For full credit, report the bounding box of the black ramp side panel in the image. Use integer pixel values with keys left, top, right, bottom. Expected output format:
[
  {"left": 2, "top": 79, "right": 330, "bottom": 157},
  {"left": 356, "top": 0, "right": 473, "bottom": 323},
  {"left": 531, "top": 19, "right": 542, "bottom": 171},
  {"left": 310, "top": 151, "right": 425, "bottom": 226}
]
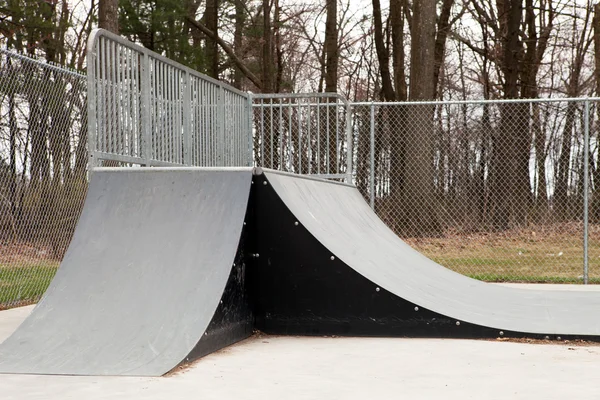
[
  {"left": 258, "top": 170, "right": 600, "bottom": 337},
  {"left": 183, "top": 205, "right": 254, "bottom": 364},
  {"left": 0, "top": 168, "right": 253, "bottom": 376}
]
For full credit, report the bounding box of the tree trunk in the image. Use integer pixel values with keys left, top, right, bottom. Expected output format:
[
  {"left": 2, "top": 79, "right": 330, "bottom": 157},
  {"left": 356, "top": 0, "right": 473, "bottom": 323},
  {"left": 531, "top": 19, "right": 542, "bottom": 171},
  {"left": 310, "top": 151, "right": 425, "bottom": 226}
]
[
  {"left": 595, "top": 3, "right": 600, "bottom": 97},
  {"left": 433, "top": 0, "right": 454, "bottom": 98},
  {"left": 262, "top": 0, "right": 273, "bottom": 93},
  {"left": 372, "top": 0, "right": 395, "bottom": 101},
  {"left": 233, "top": 0, "right": 246, "bottom": 89},
  {"left": 99, "top": 0, "right": 119, "bottom": 33},
  {"left": 203, "top": 0, "right": 219, "bottom": 78},
  {"left": 402, "top": 0, "right": 440, "bottom": 236},
  {"left": 390, "top": 0, "right": 407, "bottom": 101},
  {"left": 324, "top": 0, "right": 338, "bottom": 173},
  {"left": 489, "top": 0, "right": 528, "bottom": 230}
]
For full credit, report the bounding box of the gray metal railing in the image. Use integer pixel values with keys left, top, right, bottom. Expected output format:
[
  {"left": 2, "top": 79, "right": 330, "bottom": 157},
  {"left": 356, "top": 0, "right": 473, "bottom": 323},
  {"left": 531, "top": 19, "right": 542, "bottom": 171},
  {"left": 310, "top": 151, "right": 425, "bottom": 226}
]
[
  {"left": 251, "top": 93, "right": 353, "bottom": 182},
  {"left": 87, "top": 29, "right": 252, "bottom": 168}
]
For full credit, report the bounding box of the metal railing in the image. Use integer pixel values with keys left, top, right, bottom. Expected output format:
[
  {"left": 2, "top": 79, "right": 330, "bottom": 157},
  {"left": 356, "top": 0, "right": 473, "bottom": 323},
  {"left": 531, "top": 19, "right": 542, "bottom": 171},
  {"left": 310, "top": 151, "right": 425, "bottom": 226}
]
[
  {"left": 251, "top": 93, "right": 353, "bottom": 182},
  {"left": 87, "top": 29, "right": 252, "bottom": 168}
]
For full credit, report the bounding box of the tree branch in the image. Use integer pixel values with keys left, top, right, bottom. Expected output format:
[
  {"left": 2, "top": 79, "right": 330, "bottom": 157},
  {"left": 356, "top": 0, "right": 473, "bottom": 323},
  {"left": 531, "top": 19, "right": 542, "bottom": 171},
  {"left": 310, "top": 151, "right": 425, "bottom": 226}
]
[{"left": 186, "top": 16, "right": 262, "bottom": 90}]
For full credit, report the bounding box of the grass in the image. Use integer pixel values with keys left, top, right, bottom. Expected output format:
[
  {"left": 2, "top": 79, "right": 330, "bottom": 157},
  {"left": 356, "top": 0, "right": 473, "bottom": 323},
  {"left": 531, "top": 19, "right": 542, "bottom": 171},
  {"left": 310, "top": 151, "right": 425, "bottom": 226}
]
[
  {"left": 467, "top": 274, "right": 600, "bottom": 284},
  {"left": 0, "top": 223, "right": 598, "bottom": 310},
  {"left": 0, "top": 262, "right": 58, "bottom": 309},
  {"left": 405, "top": 223, "right": 600, "bottom": 283}
]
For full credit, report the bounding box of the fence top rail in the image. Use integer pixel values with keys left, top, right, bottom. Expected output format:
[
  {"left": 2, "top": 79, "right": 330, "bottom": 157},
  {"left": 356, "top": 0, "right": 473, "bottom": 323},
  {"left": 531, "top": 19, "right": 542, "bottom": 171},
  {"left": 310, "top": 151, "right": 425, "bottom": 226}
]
[
  {"left": 0, "top": 48, "right": 86, "bottom": 79},
  {"left": 252, "top": 102, "right": 347, "bottom": 108},
  {"left": 352, "top": 97, "right": 600, "bottom": 107},
  {"left": 87, "top": 28, "right": 249, "bottom": 99},
  {"left": 251, "top": 92, "right": 350, "bottom": 105}
]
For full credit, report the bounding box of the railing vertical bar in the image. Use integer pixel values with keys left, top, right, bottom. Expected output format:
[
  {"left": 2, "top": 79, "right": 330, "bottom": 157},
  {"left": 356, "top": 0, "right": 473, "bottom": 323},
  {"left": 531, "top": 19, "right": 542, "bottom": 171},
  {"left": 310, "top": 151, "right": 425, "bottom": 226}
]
[
  {"left": 288, "top": 98, "right": 292, "bottom": 171},
  {"left": 298, "top": 100, "right": 302, "bottom": 173},
  {"left": 326, "top": 101, "right": 330, "bottom": 174},
  {"left": 345, "top": 102, "right": 353, "bottom": 182},
  {"left": 270, "top": 98, "right": 274, "bottom": 169},
  {"left": 100, "top": 38, "right": 108, "bottom": 156},
  {"left": 141, "top": 54, "right": 150, "bottom": 164},
  {"left": 87, "top": 36, "right": 98, "bottom": 169},
  {"left": 110, "top": 40, "right": 117, "bottom": 155},
  {"left": 308, "top": 102, "right": 312, "bottom": 174},
  {"left": 124, "top": 47, "right": 130, "bottom": 157},
  {"left": 279, "top": 99, "right": 284, "bottom": 170},
  {"left": 370, "top": 103, "right": 375, "bottom": 209},
  {"left": 317, "top": 98, "right": 321, "bottom": 174},
  {"left": 247, "top": 94, "right": 254, "bottom": 167},
  {"left": 336, "top": 101, "right": 340, "bottom": 174},
  {"left": 183, "top": 71, "right": 191, "bottom": 165},
  {"left": 260, "top": 98, "right": 265, "bottom": 167}
]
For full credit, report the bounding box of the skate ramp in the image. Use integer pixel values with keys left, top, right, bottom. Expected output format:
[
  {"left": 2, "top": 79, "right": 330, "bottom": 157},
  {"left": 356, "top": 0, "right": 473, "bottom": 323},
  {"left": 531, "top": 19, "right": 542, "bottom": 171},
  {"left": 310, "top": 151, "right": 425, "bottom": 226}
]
[
  {"left": 253, "top": 169, "right": 600, "bottom": 337},
  {"left": 0, "top": 168, "right": 253, "bottom": 376}
]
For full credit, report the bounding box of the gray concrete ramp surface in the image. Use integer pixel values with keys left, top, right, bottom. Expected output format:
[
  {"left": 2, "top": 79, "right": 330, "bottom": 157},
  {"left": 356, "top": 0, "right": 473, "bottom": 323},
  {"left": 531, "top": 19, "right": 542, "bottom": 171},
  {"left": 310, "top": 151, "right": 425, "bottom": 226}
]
[
  {"left": 0, "top": 168, "right": 253, "bottom": 376},
  {"left": 262, "top": 170, "right": 600, "bottom": 336}
]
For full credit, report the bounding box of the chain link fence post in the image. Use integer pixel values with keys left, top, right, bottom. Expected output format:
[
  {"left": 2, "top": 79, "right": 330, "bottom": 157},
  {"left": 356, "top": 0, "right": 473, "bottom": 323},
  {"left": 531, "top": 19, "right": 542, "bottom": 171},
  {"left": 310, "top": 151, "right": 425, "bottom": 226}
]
[
  {"left": 370, "top": 103, "right": 375, "bottom": 210},
  {"left": 584, "top": 98, "right": 590, "bottom": 284}
]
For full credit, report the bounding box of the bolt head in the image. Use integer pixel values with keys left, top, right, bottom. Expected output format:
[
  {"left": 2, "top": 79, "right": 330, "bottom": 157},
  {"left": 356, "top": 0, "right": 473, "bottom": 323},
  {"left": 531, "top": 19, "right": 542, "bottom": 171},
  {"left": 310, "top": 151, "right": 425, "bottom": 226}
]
[
  {"left": 456, "top": 321, "right": 461, "bottom": 326},
  {"left": 414, "top": 306, "right": 419, "bottom": 311},
  {"left": 499, "top": 331, "right": 504, "bottom": 336},
  {"left": 330, "top": 256, "right": 335, "bottom": 261},
  {"left": 375, "top": 287, "right": 380, "bottom": 292},
  {"left": 294, "top": 221, "right": 299, "bottom": 226},
  {"left": 263, "top": 181, "right": 268, "bottom": 185}
]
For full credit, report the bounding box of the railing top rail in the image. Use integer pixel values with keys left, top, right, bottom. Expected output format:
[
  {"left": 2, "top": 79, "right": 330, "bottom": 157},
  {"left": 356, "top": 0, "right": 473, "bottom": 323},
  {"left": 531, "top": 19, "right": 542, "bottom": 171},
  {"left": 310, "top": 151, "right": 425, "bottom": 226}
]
[
  {"left": 251, "top": 92, "right": 350, "bottom": 105},
  {"left": 352, "top": 97, "right": 600, "bottom": 107},
  {"left": 87, "top": 28, "right": 249, "bottom": 99}
]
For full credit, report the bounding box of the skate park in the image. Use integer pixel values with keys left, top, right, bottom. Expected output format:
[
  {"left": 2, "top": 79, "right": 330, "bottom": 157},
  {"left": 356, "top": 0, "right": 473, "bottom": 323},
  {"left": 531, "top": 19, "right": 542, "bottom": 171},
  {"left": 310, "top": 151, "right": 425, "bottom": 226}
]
[{"left": 1, "top": 29, "right": 600, "bottom": 398}]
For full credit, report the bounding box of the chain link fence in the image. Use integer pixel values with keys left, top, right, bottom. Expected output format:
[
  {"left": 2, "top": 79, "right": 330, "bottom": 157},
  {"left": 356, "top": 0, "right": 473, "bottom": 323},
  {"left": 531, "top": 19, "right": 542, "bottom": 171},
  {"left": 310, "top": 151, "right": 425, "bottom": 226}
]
[
  {"left": 357, "top": 99, "right": 598, "bottom": 283},
  {"left": 2, "top": 44, "right": 599, "bottom": 309},
  {"left": 0, "top": 48, "right": 88, "bottom": 308}
]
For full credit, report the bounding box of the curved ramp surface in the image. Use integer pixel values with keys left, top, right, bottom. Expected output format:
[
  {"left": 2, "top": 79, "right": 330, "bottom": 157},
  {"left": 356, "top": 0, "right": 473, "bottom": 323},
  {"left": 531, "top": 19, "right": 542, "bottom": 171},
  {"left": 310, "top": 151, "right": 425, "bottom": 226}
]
[
  {"left": 0, "top": 168, "right": 253, "bottom": 376},
  {"left": 256, "top": 170, "right": 600, "bottom": 337}
]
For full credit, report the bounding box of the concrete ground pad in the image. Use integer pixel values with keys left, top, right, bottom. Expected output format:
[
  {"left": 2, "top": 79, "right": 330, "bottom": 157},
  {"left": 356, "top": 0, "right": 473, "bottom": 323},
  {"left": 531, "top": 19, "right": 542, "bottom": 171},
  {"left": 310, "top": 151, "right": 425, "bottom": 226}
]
[{"left": 0, "top": 305, "right": 599, "bottom": 400}]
